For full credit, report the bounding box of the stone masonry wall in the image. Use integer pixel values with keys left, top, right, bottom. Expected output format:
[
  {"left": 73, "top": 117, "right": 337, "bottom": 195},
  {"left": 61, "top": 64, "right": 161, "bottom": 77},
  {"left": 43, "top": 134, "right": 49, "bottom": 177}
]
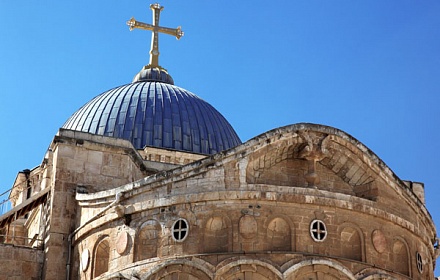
[
  {"left": 70, "top": 125, "right": 437, "bottom": 280},
  {"left": 42, "top": 131, "right": 150, "bottom": 280},
  {"left": 0, "top": 244, "right": 44, "bottom": 280}
]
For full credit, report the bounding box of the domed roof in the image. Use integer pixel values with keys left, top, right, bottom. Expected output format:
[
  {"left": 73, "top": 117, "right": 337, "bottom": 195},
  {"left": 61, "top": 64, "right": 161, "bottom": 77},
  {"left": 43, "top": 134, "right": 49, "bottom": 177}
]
[
  {"left": 62, "top": 77, "right": 242, "bottom": 155},
  {"left": 63, "top": 4, "right": 241, "bottom": 155}
]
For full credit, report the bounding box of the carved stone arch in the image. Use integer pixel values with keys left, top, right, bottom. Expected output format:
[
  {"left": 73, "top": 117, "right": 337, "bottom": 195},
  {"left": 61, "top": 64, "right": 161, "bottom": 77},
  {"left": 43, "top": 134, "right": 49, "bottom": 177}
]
[
  {"left": 245, "top": 127, "right": 380, "bottom": 199},
  {"left": 283, "top": 258, "right": 356, "bottom": 280},
  {"left": 264, "top": 214, "right": 295, "bottom": 252},
  {"left": 337, "top": 222, "right": 365, "bottom": 261},
  {"left": 357, "top": 273, "right": 397, "bottom": 280},
  {"left": 391, "top": 237, "right": 411, "bottom": 277},
  {"left": 355, "top": 266, "right": 399, "bottom": 279},
  {"left": 92, "top": 235, "right": 110, "bottom": 279},
  {"left": 204, "top": 214, "right": 232, "bottom": 253},
  {"left": 246, "top": 133, "right": 307, "bottom": 186},
  {"left": 215, "top": 258, "right": 283, "bottom": 280},
  {"left": 144, "top": 258, "right": 214, "bottom": 280},
  {"left": 319, "top": 139, "right": 378, "bottom": 199},
  {"left": 134, "top": 219, "right": 162, "bottom": 261}
]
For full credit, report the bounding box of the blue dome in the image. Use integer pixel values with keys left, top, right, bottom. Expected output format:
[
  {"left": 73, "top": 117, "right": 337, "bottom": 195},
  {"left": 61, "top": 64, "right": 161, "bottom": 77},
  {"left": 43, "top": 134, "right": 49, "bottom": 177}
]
[{"left": 62, "top": 81, "right": 242, "bottom": 155}]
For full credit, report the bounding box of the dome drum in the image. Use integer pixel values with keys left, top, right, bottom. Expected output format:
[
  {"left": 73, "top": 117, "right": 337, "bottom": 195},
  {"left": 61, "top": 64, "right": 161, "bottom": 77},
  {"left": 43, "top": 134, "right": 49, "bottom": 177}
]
[{"left": 132, "top": 67, "right": 175, "bottom": 84}]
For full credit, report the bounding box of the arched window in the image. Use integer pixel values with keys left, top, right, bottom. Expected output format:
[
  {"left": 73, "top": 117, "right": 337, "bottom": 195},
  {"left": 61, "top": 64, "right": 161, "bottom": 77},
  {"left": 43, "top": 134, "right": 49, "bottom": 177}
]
[
  {"left": 204, "top": 216, "right": 229, "bottom": 253},
  {"left": 267, "top": 217, "right": 291, "bottom": 251},
  {"left": 340, "top": 226, "right": 362, "bottom": 261},
  {"left": 93, "top": 238, "right": 110, "bottom": 278},
  {"left": 135, "top": 220, "right": 161, "bottom": 261},
  {"left": 286, "top": 263, "right": 353, "bottom": 280},
  {"left": 392, "top": 239, "right": 409, "bottom": 276}
]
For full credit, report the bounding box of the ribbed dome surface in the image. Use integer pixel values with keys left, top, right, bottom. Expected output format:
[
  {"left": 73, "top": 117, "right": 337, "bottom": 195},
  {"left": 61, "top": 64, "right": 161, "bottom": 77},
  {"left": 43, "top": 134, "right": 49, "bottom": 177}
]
[{"left": 62, "top": 81, "right": 242, "bottom": 155}]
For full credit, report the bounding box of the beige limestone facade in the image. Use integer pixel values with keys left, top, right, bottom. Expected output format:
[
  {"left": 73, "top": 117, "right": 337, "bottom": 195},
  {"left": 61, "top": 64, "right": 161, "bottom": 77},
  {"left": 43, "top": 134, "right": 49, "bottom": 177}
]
[{"left": 0, "top": 123, "right": 438, "bottom": 279}]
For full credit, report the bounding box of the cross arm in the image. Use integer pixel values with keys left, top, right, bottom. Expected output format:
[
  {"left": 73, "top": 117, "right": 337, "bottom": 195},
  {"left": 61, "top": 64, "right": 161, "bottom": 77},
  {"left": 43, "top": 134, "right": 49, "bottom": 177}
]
[
  {"left": 127, "top": 17, "right": 184, "bottom": 40},
  {"left": 157, "top": 26, "right": 184, "bottom": 40}
]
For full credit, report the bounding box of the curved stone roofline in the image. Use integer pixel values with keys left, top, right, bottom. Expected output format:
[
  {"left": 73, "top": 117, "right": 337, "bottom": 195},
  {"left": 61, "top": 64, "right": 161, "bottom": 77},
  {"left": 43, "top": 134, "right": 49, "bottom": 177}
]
[
  {"left": 242, "top": 123, "right": 386, "bottom": 174},
  {"left": 74, "top": 123, "right": 431, "bottom": 220},
  {"left": 72, "top": 123, "right": 425, "bottom": 203},
  {"left": 71, "top": 123, "right": 436, "bottom": 254},
  {"left": 237, "top": 123, "right": 431, "bottom": 217},
  {"left": 257, "top": 124, "right": 419, "bottom": 182}
]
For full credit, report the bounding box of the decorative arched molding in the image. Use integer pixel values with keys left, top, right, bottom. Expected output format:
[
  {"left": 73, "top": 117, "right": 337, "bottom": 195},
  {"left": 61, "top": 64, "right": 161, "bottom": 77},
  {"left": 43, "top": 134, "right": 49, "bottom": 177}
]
[
  {"left": 355, "top": 268, "right": 398, "bottom": 280},
  {"left": 392, "top": 236, "right": 411, "bottom": 277},
  {"left": 358, "top": 274, "right": 398, "bottom": 280},
  {"left": 241, "top": 123, "right": 430, "bottom": 207},
  {"left": 134, "top": 219, "right": 162, "bottom": 261},
  {"left": 283, "top": 258, "right": 356, "bottom": 280},
  {"left": 263, "top": 214, "right": 295, "bottom": 251},
  {"left": 203, "top": 214, "right": 233, "bottom": 253},
  {"left": 266, "top": 217, "right": 291, "bottom": 251},
  {"left": 244, "top": 127, "right": 379, "bottom": 199},
  {"left": 143, "top": 258, "right": 214, "bottom": 280},
  {"left": 337, "top": 222, "right": 365, "bottom": 261},
  {"left": 91, "top": 234, "right": 110, "bottom": 279},
  {"left": 215, "top": 258, "right": 283, "bottom": 280},
  {"left": 245, "top": 134, "right": 307, "bottom": 187}
]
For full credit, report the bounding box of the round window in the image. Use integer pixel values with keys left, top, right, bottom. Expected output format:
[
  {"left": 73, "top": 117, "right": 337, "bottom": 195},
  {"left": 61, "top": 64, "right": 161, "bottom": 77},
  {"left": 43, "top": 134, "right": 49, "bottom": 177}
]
[
  {"left": 416, "top": 252, "right": 423, "bottom": 273},
  {"left": 310, "top": 220, "right": 327, "bottom": 242},
  {"left": 172, "top": 218, "right": 189, "bottom": 242}
]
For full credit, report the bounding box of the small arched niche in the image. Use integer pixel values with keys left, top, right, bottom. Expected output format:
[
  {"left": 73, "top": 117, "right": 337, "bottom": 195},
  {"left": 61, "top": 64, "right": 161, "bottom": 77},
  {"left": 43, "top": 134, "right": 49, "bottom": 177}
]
[
  {"left": 340, "top": 226, "right": 363, "bottom": 261},
  {"left": 135, "top": 219, "right": 162, "bottom": 261},
  {"left": 267, "top": 217, "right": 291, "bottom": 251},
  {"left": 204, "top": 216, "right": 230, "bottom": 253},
  {"left": 392, "top": 238, "right": 410, "bottom": 276}
]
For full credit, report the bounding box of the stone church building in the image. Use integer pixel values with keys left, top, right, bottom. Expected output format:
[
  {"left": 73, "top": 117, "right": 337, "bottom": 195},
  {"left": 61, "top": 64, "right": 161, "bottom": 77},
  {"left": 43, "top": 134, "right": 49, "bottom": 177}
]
[{"left": 0, "top": 4, "right": 438, "bottom": 280}]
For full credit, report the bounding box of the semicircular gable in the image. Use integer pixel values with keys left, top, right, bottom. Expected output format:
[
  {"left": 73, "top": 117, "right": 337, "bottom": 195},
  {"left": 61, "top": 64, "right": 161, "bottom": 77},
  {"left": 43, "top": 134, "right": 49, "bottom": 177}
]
[{"left": 243, "top": 123, "right": 409, "bottom": 202}]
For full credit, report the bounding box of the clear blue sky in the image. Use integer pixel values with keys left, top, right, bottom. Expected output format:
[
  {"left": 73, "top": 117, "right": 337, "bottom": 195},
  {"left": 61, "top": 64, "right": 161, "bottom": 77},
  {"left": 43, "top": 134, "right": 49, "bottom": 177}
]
[{"left": 1, "top": 0, "right": 439, "bottom": 274}]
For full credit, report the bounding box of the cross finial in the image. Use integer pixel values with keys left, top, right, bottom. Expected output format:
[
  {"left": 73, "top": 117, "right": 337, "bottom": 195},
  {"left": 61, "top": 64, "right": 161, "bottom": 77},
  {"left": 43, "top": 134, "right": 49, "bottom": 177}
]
[{"left": 127, "top": 3, "right": 184, "bottom": 69}]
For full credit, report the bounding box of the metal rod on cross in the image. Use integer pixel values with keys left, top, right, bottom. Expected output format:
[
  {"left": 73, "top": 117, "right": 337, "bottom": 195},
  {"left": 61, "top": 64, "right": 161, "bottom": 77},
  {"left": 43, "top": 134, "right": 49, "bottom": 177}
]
[{"left": 127, "top": 3, "right": 184, "bottom": 69}]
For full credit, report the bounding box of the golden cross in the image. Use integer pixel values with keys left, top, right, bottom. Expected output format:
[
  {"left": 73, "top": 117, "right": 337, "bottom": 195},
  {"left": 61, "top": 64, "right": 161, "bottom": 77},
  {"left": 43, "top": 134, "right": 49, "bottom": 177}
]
[{"left": 127, "top": 3, "right": 184, "bottom": 68}]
